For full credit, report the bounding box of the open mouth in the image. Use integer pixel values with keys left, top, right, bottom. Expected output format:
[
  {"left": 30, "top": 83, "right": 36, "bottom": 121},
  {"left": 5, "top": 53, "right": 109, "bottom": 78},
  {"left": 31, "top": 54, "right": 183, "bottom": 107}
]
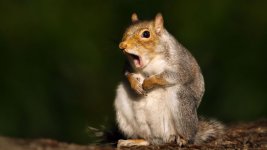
[{"left": 127, "top": 53, "right": 143, "bottom": 68}]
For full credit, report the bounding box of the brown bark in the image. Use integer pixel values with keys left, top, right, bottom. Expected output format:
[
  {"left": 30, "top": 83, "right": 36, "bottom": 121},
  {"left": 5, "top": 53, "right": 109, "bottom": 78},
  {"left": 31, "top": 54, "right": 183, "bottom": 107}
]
[{"left": 0, "top": 120, "right": 266, "bottom": 150}]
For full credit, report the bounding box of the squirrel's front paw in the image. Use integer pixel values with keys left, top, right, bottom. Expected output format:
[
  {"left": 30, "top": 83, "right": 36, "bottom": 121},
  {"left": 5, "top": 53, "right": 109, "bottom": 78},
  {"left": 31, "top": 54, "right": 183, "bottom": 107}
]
[
  {"left": 127, "top": 73, "right": 146, "bottom": 96},
  {"left": 131, "top": 80, "right": 147, "bottom": 96},
  {"left": 142, "top": 77, "right": 155, "bottom": 91},
  {"left": 130, "top": 76, "right": 146, "bottom": 95}
]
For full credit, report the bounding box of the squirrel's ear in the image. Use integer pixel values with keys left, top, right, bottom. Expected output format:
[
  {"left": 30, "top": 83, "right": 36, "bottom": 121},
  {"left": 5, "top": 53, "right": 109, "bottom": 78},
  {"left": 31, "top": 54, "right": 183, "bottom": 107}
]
[
  {"left": 131, "top": 13, "right": 139, "bottom": 23},
  {"left": 154, "top": 13, "right": 164, "bottom": 34}
]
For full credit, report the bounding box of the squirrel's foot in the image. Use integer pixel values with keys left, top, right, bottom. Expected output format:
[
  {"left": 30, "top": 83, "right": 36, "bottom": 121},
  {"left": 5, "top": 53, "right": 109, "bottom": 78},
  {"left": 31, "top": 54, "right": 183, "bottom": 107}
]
[
  {"left": 176, "top": 136, "right": 187, "bottom": 147},
  {"left": 117, "top": 139, "right": 149, "bottom": 148}
]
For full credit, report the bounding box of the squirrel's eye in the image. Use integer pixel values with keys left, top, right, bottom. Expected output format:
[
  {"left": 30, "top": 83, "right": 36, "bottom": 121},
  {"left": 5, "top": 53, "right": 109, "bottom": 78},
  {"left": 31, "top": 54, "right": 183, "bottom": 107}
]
[{"left": 142, "top": 30, "right": 150, "bottom": 38}]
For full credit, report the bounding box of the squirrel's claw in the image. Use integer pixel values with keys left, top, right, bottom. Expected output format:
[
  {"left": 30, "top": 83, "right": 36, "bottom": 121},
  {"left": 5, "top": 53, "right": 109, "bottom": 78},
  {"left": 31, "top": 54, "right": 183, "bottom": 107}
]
[
  {"left": 176, "top": 136, "right": 187, "bottom": 147},
  {"left": 135, "top": 84, "right": 147, "bottom": 96},
  {"left": 128, "top": 74, "right": 147, "bottom": 96}
]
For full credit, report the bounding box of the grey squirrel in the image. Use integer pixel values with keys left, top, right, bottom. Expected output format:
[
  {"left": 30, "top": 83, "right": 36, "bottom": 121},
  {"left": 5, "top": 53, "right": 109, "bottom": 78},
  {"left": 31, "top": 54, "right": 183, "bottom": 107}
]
[{"left": 114, "top": 13, "right": 224, "bottom": 147}]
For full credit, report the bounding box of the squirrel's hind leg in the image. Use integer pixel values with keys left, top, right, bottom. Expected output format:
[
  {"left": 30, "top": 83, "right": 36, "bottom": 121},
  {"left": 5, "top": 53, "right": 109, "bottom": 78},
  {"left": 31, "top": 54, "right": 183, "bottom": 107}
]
[{"left": 117, "top": 139, "right": 149, "bottom": 148}]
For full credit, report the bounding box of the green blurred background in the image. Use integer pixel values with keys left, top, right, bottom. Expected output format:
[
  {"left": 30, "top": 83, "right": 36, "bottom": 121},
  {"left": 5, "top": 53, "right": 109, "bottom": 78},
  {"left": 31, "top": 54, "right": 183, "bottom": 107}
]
[{"left": 0, "top": 0, "right": 267, "bottom": 144}]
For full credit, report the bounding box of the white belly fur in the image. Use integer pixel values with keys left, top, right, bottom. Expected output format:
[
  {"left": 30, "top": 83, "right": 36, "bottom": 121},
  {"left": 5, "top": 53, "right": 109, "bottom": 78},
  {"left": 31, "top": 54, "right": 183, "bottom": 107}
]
[{"left": 115, "top": 80, "right": 180, "bottom": 144}]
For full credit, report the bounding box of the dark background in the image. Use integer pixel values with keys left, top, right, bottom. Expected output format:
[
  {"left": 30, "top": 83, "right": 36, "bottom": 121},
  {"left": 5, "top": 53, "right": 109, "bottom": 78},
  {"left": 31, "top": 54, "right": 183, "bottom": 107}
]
[{"left": 0, "top": 0, "right": 266, "bottom": 144}]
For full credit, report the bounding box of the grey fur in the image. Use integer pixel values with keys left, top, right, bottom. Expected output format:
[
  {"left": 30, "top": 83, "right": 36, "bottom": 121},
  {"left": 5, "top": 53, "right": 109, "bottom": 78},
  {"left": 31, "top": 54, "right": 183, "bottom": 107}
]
[{"left": 115, "top": 24, "right": 224, "bottom": 146}]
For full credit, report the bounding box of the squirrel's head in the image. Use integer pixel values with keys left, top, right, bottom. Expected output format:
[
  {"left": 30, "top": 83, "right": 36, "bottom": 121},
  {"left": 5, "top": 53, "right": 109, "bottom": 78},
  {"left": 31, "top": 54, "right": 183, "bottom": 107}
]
[{"left": 119, "top": 13, "right": 164, "bottom": 70}]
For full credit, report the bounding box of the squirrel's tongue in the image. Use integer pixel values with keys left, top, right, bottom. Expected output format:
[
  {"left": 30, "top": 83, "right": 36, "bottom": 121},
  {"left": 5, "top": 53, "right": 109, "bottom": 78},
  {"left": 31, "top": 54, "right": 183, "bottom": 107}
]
[
  {"left": 133, "top": 58, "right": 142, "bottom": 68},
  {"left": 129, "top": 54, "right": 142, "bottom": 68}
]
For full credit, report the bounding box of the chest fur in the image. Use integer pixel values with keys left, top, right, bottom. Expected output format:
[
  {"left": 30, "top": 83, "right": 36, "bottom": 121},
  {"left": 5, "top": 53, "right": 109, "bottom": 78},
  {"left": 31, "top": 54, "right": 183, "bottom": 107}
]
[
  {"left": 142, "top": 56, "right": 169, "bottom": 76},
  {"left": 130, "top": 85, "right": 180, "bottom": 137}
]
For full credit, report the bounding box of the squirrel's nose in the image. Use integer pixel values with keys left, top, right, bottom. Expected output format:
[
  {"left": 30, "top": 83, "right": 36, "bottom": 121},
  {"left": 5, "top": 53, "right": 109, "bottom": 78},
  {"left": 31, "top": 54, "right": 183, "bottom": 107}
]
[{"left": 119, "top": 42, "right": 127, "bottom": 50}]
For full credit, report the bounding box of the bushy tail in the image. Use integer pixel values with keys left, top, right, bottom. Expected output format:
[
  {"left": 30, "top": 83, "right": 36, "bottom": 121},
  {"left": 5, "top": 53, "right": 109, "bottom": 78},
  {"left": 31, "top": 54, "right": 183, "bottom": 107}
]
[{"left": 194, "top": 117, "right": 225, "bottom": 144}]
